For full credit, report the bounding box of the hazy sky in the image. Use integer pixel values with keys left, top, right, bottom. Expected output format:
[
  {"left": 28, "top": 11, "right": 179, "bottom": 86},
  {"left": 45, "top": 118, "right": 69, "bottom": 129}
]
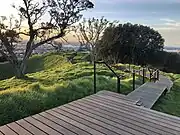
[{"left": 1, "top": 0, "right": 180, "bottom": 46}]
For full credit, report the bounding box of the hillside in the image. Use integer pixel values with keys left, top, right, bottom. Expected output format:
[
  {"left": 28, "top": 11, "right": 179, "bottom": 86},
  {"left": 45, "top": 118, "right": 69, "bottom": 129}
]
[
  {"left": 0, "top": 52, "right": 180, "bottom": 126},
  {"left": 0, "top": 52, "right": 140, "bottom": 126}
]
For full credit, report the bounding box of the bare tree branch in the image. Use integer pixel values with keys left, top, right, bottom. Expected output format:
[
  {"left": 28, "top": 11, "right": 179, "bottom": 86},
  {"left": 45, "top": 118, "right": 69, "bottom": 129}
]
[
  {"left": 0, "top": 0, "right": 94, "bottom": 78},
  {"left": 73, "top": 17, "right": 115, "bottom": 62}
]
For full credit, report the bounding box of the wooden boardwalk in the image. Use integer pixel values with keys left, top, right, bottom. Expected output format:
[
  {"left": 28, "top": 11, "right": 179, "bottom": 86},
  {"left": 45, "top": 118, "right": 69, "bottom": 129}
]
[
  {"left": 1, "top": 90, "right": 180, "bottom": 135},
  {"left": 127, "top": 74, "right": 173, "bottom": 108}
]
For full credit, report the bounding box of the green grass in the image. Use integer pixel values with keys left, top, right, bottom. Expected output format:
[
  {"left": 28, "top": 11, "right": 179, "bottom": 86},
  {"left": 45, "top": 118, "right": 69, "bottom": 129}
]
[
  {"left": 153, "top": 73, "right": 180, "bottom": 117},
  {"left": 0, "top": 52, "right": 141, "bottom": 126}
]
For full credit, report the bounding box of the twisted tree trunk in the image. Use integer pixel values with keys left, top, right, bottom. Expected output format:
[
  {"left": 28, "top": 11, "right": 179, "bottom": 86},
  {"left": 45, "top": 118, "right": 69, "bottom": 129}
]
[{"left": 14, "top": 48, "right": 33, "bottom": 79}]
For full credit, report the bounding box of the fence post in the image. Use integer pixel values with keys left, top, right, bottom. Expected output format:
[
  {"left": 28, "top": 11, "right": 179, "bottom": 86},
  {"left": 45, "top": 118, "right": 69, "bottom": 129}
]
[
  {"left": 133, "top": 71, "right": 135, "bottom": 90},
  {"left": 94, "top": 61, "right": 96, "bottom": 94},
  {"left": 139, "top": 67, "right": 141, "bottom": 76},
  {"left": 150, "top": 72, "right": 152, "bottom": 82},
  {"left": 157, "top": 70, "right": 160, "bottom": 80},
  {"left": 143, "top": 68, "right": 145, "bottom": 84},
  {"left": 117, "top": 77, "right": 120, "bottom": 93}
]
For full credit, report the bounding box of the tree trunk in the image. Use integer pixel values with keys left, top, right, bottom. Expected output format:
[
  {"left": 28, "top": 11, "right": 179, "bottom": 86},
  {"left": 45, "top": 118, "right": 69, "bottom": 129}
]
[
  {"left": 15, "top": 49, "right": 33, "bottom": 79},
  {"left": 14, "top": 57, "right": 29, "bottom": 79},
  {"left": 15, "top": 67, "right": 25, "bottom": 79},
  {"left": 14, "top": 63, "right": 26, "bottom": 79}
]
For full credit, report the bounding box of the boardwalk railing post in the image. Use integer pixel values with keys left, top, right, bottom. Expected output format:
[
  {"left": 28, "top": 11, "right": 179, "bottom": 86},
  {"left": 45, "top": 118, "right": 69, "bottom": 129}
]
[
  {"left": 139, "top": 67, "right": 141, "bottom": 76},
  {"left": 150, "top": 72, "right": 152, "bottom": 82},
  {"left": 94, "top": 61, "right": 122, "bottom": 94},
  {"left": 133, "top": 71, "right": 135, "bottom": 90},
  {"left": 143, "top": 68, "right": 145, "bottom": 84},
  {"left": 117, "top": 77, "right": 120, "bottom": 93},
  {"left": 94, "top": 61, "right": 96, "bottom": 94},
  {"left": 157, "top": 70, "right": 160, "bottom": 81}
]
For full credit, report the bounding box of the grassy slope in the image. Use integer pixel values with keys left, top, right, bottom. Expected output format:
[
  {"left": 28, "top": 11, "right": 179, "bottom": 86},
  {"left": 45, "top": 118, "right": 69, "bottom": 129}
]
[
  {"left": 0, "top": 53, "right": 140, "bottom": 126},
  {"left": 153, "top": 73, "right": 180, "bottom": 117}
]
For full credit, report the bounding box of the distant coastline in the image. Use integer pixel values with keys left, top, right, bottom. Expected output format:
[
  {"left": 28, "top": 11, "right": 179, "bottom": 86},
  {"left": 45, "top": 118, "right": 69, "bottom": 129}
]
[{"left": 164, "top": 46, "right": 180, "bottom": 53}]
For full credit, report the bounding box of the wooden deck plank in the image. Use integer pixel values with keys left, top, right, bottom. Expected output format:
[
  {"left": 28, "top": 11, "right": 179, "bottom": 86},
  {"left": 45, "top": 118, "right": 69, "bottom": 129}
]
[
  {"left": 24, "top": 117, "right": 62, "bottom": 135},
  {"left": 127, "top": 74, "right": 172, "bottom": 108},
  {"left": 97, "top": 91, "right": 137, "bottom": 101},
  {"left": 32, "top": 114, "right": 77, "bottom": 135},
  {"left": 46, "top": 110, "right": 105, "bottom": 135},
  {"left": 16, "top": 119, "right": 47, "bottom": 135},
  {"left": 7, "top": 122, "right": 32, "bottom": 135},
  {"left": 81, "top": 100, "right": 179, "bottom": 135},
  {"left": 84, "top": 96, "right": 180, "bottom": 134},
  {"left": 87, "top": 96, "right": 180, "bottom": 130},
  {"left": 0, "top": 125, "right": 18, "bottom": 135},
  {"left": 79, "top": 98, "right": 179, "bottom": 135},
  {"left": 97, "top": 91, "right": 138, "bottom": 104},
  {"left": 60, "top": 104, "right": 152, "bottom": 135},
  {"left": 96, "top": 94, "right": 138, "bottom": 105},
  {"left": 69, "top": 100, "right": 170, "bottom": 135},
  {"left": 53, "top": 107, "right": 120, "bottom": 135},
  {"left": 0, "top": 131, "right": 4, "bottom": 135},
  {"left": 88, "top": 94, "right": 180, "bottom": 125},
  {"left": 99, "top": 91, "right": 161, "bottom": 108},
  {"left": 39, "top": 112, "right": 90, "bottom": 135},
  {"left": 88, "top": 94, "right": 180, "bottom": 126}
]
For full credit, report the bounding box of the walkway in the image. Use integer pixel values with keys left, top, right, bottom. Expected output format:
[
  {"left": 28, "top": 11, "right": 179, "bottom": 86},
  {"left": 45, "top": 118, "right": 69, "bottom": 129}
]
[
  {"left": 1, "top": 90, "right": 180, "bottom": 135},
  {"left": 127, "top": 73, "right": 173, "bottom": 108}
]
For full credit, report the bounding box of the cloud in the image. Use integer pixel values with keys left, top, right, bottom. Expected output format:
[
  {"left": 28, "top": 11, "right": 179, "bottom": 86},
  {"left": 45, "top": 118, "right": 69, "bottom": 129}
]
[
  {"left": 151, "top": 18, "right": 180, "bottom": 30},
  {"left": 160, "top": 18, "right": 176, "bottom": 23},
  {"left": 155, "top": 27, "right": 177, "bottom": 30},
  {"left": 165, "top": 22, "right": 180, "bottom": 27}
]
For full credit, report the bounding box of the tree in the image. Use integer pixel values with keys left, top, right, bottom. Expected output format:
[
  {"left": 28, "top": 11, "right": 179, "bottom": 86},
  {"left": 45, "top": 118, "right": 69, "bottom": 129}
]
[
  {"left": 97, "top": 23, "right": 165, "bottom": 66},
  {"left": 0, "top": 0, "right": 94, "bottom": 78},
  {"left": 73, "top": 17, "right": 115, "bottom": 62}
]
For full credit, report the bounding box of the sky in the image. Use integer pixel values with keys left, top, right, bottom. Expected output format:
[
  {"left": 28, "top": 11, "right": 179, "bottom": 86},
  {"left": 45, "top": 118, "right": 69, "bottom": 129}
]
[{"left": 1, "top": 0, "right": 180, "bottom": 46}]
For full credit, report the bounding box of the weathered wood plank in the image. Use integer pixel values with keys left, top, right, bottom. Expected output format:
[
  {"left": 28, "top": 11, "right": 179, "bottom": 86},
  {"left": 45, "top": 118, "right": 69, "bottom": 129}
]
[
  {"left": 84, "top": 96, "right": 180, "bottom": 134},
  {"left": 46, "top": 110, "right": 105, "bottom": 135},
  {"left": 0, "top": 131, "right": 4, "bottom": 135},
  {"left": 88, "top": 94, "right": 180, "bottom": 125},
  {"left": 97, "top": 92, "right": 158, "bottom": 108},
  {"left": 69, "top": 100, "right": 169, "bottom": 135},
  {"left": 53, "top": 107, "right": 120, "bottom": 135},
  {"left": 16, "top": 119, "right": 47, "bottom": 135},
  {"left": 24, "top": 117, "right": 62, "bottom": 135},
  {"left": 32, "top": 114, "right": 76, "bottom": 135},
  {"left": 127, "top": 74, "right": 172, "bottom": 109},
  {"left": 97, "top": 91, "right": 138, "bottom": 104},
  {"left": 39, "top": 112, "right": 90, "bottom": 135},
  {"left": 96, "top": 94, "right": 137, "bottom": 105},
  {"left": 7, "top": 122, "right": 32, "bottom": 135},
  {"left": 80, "top": 98, "right": 179, "bottom": 134},
  {"left": 0, "top": 125, "right": 17, "bottom": 135},
  {"left": 59, "top": 104, "right": 150, "bottom": 135}
]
